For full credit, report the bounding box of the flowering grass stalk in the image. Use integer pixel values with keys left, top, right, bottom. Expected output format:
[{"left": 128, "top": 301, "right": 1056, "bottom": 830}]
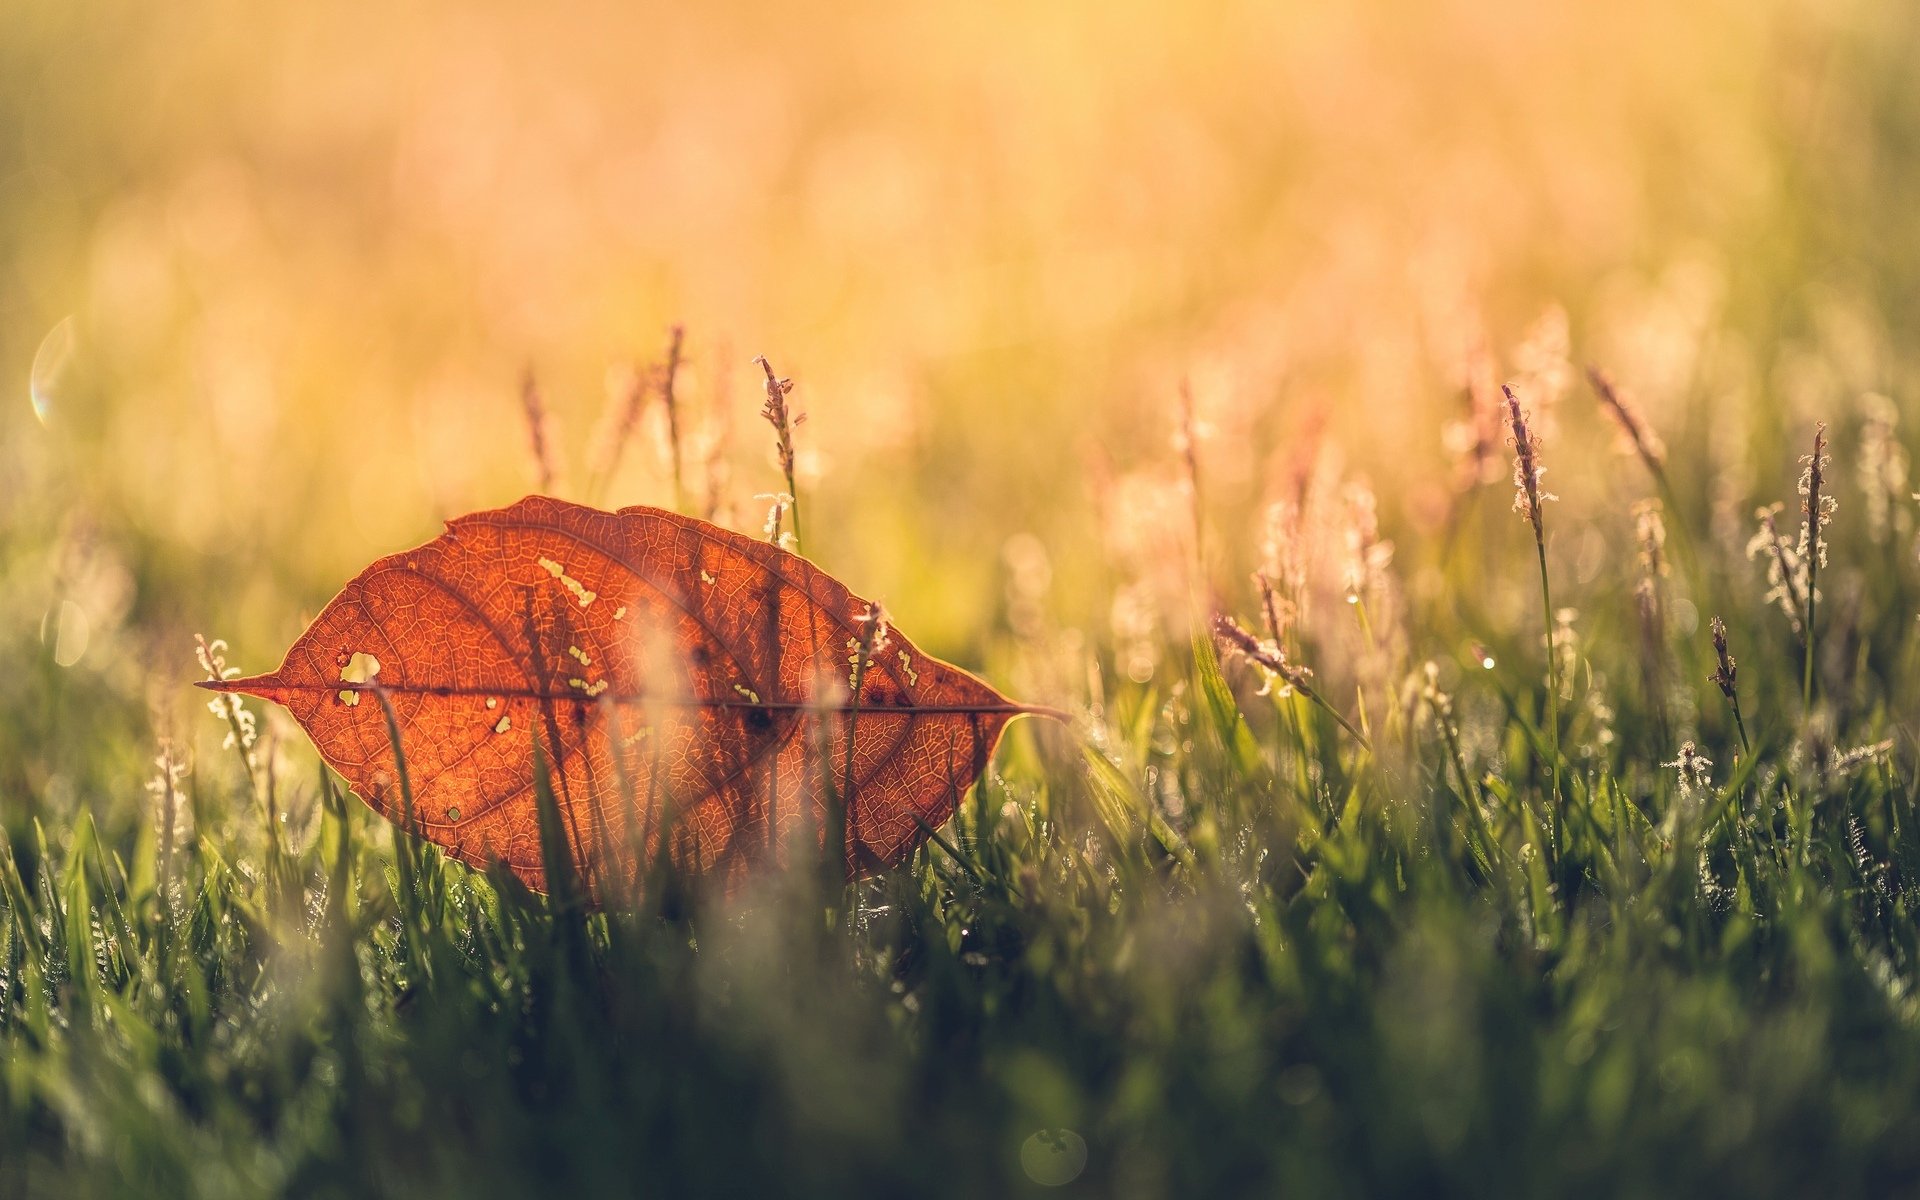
[
  {"left": 660, "top": 325, "right": 687, "bottom": 510},
  {"left": 520, "top": 369, "right": 558, "bottom": 495},
  {"left": 754, "top": 354, "right": 804, "bottom": 554},
  {"left": 1213, "top": 613, "right": 1371, "bottom": 753},
  {"left": 1799, "top": 423, "right": 1832, "bottom": 715},
  {"left": 1177, "top": 380, "right": 1206, "bottom": 576},
  {"left": 1709, "top": 616, "right": 1751, "bottom": 756},
  {"left": 1586, "top": 366, "right": 1666, "bottom": 483},
  {"left": 1747, "top": 503, "right": 1806, "bottom": 642},
  {"left": 1505, "top": 385, "right": 1560, "bottom": 805},
  {"left": 1588, "top": 366, "right": 1700, "bottom": 589},
  {"left": 589, "top": 363, "right": 651, "bottom": 505}
]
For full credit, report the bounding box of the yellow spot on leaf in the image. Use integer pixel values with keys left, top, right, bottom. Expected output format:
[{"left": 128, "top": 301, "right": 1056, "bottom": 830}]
[
  {"left": 733, "top": 683, "right": 761, "bottom": 704},
  {"left": 339, "top": 689, "right": 360, "bottom": 706},
  {"left": 494, "top": 714, "right": 512, "bottom": 734},
  {"left": 568, "top": 645, "right": 591, "bottom": 666},
  {"left": 537, "top": 556, "right": 597, "bottom": 607}
]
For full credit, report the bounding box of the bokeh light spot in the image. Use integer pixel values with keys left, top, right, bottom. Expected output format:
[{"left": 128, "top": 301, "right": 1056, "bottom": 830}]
[{"left": 29, "top": 316, "right": 75, "bottom": 425}]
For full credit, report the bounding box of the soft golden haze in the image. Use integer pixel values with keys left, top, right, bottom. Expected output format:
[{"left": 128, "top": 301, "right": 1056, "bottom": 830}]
[
  {"left": 7, "top": 0, "right": 1903, "bottom": 664},
  {"left": 10, "top": 3, "right": 1920, "bottom": 1194}
]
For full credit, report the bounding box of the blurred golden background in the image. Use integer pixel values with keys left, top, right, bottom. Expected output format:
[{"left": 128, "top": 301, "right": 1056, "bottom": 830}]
[{"left": 2, "top": 0, "right": 1915, "bottom": 720}]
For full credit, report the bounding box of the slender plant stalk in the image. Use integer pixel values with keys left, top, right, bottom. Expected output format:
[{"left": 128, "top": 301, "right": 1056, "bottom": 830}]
[
  {"left": 1587, "top": 366, "right": 1692, "bottom": 568},
  {"left": 1255, "top": 572, "right": 1317, "bottom": 801},
  {"left": 755, "top": 355, "right": 804, "bottom": 554},
  {"left": 1213, "top": 614, "right": 1372, "bottom": 754},
  {"left": 660, "top": 325, "right": 687, "bottom": 510},
  {"left": 1504, "top": 386, "right": 1560, "bottom": 807},
  {"left": 520, "top": 369, "right": 557, "bottom": 495},
  {"left": 1710, "top": 616, "right": 1752, "bottom": 757},
  {"left": 1801, "top": 423, "right": 1829, "bottom": 716},
  {"left": 1534, "top": 535, "right": 1560, "bottom": 803},
  {"left": 1178, "top": 379, "right": 1206, "bottom": 579}
]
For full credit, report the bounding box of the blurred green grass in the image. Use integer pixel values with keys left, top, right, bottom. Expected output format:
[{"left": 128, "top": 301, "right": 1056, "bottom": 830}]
[{"left": 9, "top": 0, "right": 1920, "bottom": 1195}]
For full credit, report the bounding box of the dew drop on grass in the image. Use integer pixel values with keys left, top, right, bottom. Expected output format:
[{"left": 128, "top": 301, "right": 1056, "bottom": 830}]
[{"left": 1019, "top": 1129, "right": 1087, "bottom": 1187}]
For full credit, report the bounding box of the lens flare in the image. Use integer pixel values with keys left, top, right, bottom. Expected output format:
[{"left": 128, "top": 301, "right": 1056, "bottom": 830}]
[{"left": 28, "top": 316, "right": 75, "bottom": 426}]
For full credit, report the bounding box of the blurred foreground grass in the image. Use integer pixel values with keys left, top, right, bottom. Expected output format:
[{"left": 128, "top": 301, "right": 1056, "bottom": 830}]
[{"left": 10, "top": 0, "right": 1920, "bottom": 1195}]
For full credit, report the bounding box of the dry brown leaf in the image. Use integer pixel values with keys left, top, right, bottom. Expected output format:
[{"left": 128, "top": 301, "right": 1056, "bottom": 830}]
[{"left": 201, "top": 496, "right": 1038, "bottom": 897}]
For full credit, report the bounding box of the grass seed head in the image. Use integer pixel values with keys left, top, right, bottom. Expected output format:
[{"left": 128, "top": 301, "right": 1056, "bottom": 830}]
[
  {"left": 1634, "top": 500, "right": 1668, "bottom": 600},
  {"left": 1213, "top": 612, "right": 1313, "bottom": 695},
  {"left": 1710, "top": 616, "right": 1738, "bottom": 699},
  {"left": 1797, "top": 422, "right": 1835, "bottom": 572},
  {"left": 1746, "top": 503, "right": 1807, "bottom": 638},
  {"left": 1504, "top": 385, "right": 1555, "bottom": 538},
  {"left": 1663, "top": 740, "right": 1713, "bottom": 801},
  {"left": 1587, "top": 365, "right": 1667, "bottom": 470},
  {"left": 1857, "top": 393, "right": 1909, "bottom": 541},
  {"left": 755, "top": 354, "right": 801, "bottom": 482},
  {"left": 519, "top": 369, "right": 558, "bottom": 494}
]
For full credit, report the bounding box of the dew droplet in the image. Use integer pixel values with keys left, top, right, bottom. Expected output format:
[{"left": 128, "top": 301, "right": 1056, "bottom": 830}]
[
  {"left": 1019, "top": 1129, "right": 1087, "bottom": 1187},
  {"left": 447, "top": 806, "right": 461, "bottom": 822}
]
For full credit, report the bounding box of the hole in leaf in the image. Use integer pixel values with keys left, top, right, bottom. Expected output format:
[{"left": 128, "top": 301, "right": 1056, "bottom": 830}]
[{"left": 340, "top": 651, "right": 381, "bottom": 684}]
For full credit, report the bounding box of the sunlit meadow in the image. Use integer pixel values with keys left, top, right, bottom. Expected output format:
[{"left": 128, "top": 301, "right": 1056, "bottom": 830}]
[{"left": 7, "top": 0, "right": 1920, "bottom": 1194}]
